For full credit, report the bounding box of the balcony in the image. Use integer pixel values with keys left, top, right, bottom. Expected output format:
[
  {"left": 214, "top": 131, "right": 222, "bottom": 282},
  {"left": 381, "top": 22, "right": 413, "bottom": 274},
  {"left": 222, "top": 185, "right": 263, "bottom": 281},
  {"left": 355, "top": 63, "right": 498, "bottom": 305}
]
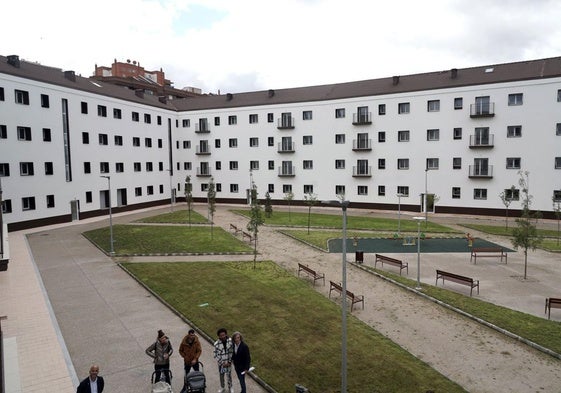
[
  {"left": 353, "top": 166, "right": 372, "bottom": 177},
  {"left": 470, "top": 102, "right": 495, "bottom": 118},
  {"left": 278, "top": 166, "right": 295, "bottom": 177},
  {"left": 195, "top": 146, "right": 211, "bottom": 155},
  {"left": 195, "top": 122, "right": 210, "bottom": 133},
  {"left": 278, "top": 142, "right": 295, "bottom": 153},
  {"left": 196, "top": 167, "right": 212, "bottom": 177},
  {"left": 277, "top": 117, "right": 295, "bottom": 129},
  {"left": 469, "top": 134, "right": 494, "bottom": 148},
  {"left": 352, "top": 112, "right": 372, "bottom": 125},
  {"left": 352, "top": 139, "right": 372, "bottom": 151},
  {"left": 469, "top": 165, "right": 493, "bottom": 178}
]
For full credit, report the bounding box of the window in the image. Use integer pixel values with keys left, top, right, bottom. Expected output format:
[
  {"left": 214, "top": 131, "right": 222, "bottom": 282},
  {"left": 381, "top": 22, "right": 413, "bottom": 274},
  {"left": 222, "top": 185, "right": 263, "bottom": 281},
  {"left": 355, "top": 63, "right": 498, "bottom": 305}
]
[
  {"left": 133, "top": 137, "right": 140, "bottom": 146},
  {"left": 147, "top": 185, "right": 154, "bottom": 195},
  {"left": 378, "top": 185, "right": 386, "bottom": 196},
  {"left": 378, "top": 104, "right": 386, "bottom": 115},
  {"left": 15, "top": 89, "right": 30, "bottom": 105},
  {"left": 335, "top": 159, "right": 345, "bottom": 169},
  {"left": 304, "top": 185, "right": 314, "bottom": 194},
  {"left": 20, "top": 162, "right": 34, "bottom": 176},
  {"left": 114, "top": 135, "right": 123, "bottom": 145},
  {"left": 303, "top": 135, "right": 313, "bottom": 145},
  {"left": 46, "top": 194, "right": 55, "bottom": 208},
  {"left": 183, "top": 141, "right": 191, "bottom": 149},
  {"left": 158, "top": 139, "right": 163, "bottom": 148},
  {"left": 397, "top": 159, "right": 409, "bottom": 169},
  {"left": 41, "top": 94, "right": 50, "bottom": 108},
  {"left": 507, "top": 125, "right": 522, "bottom": 138},
  {"left": 132, "top": 111, "right": 139, "bottom": 122},
  {"left": 280, "top": 136, "right": 293, "bottom": 152},
  {"left": 249, "top": 137, "right": 259, "bottom": 147},
  {"left": 474, "top": 188, "right": 487, "bottom": 200},
  {"left": 250, "top": 160, "right": 259, "bottom": 170},
  {"left": 98, "top": 134, "right": 108, "bottom": 145},
  {"left": 558, "top": 90, "right": 561, "bottom": 102},
  {"left": 214, "top": 116, "right": 220, "bottom": 126},
  {"left": 113, "top": 108, "right": 122, "bottom": 119},
  {"left": 378, "top": 132, "right": 386, "bottom": 142},
  {"left": 355, "top": 106, "right": 370, "bottom": 123},
  {"left": 268, "top": 137, "right": 274, "bottom": 147},
  {"left": 555, "top": 157, "right": 561, "bottom": 169},
  {"left": 508, "top": 93, "right": 523, "bottom": 106},
  {"left": 159, "top": 185, "right": 164, "bottom": 194},
  {"left": 145, "top": 138, "right": 152, "bottom": 147},
  {"left": 81, "top": 101, "right": 88, "bottom": 114},
  {"left": 452, "top": 187, "right": 461, "bottom": 199},
  {"left": 44, "top": 162, "right": 53, "bottom": 175},
  {"left": 453, "top": 157, "right": 462, "bottom": 169},
  {"left": 398, "top": 130, "right": 410, "bottom": 142},
  {"left": 100, "top": 162, "right": 109, "bottom": 173},
  {"left": 283, "top": 184, "right": 292, "bottom": 193},
  {"left": 0, "top": 87, "right": 4, "bottom": 101},
  {"left": 249, "top": 114, "right": 258, "bottom": 124},
  {"left": 229, "top": 161, "right": 238, "bottom": 170},
  {"left": 85, "top": 191, "right": 92, "bottom": 203},
  {"left": 230, "top": 184, "right": 239, "bottom": 193},
  {"left": 146, "top": 162, "right": 153, "bottom": 172},
  {"left": 358, "top": 186, "right": 368, "bottom": 195},
  {"left": 267, "top": 184, "right": 275, "bottom": 193},
  {"left": 22, "top": 196, "right": 36, "bottom": 211},
  {"left": 303, "top": 160, "right": 313, "bottom": 169},
  {"left": 97, "top": 105, "right": 107, "bottom": 117},
  {"left": 17, "top": 126, "right": 32, "bottom": 141},
  {"left": 398, "top": 102, "right": 410, "bottom": 114},
  {"left": 397, "top": 186, "right": 409, "bottom": 196},
  {"left": 0, "top": 163, "right": 9, "bottom": 177},
  {"left": 229, "top": 138, "right": 238, "bottom": 148},
  {"left": 185, "top": 162, "right": 192, "bottom": 170},
  {"left": 335, "top": 185, "right": 345, "bottom": 196},
  {"left": 378, "top": 159, "right": 385, "bottom": 169},
  {"left": 182, "top": 119, "right": 190, "bottom": 127},
  {"left": 427, "top": 129, "right": 440, "bottom": 141},
  {"left": 135, "top": 187, "right": 142, "bottom": 197},
  {"left": 83, "top": 162, "right": 91, "bottom": 174},
  {"left": 115, "top": 162, "right": 124, "bottom": 173},
  {"left": 427, "top": 100, "right": 440, "bottom": 112},
  {"left": 504, "top": 188, "right": 520, "bottom": 201},
  {"left": 426, "top": 158, "right": 439, "bottom": 170},
  {"left": 453, "top": 127, "right": 462, "bottom": 140},
  {"left": 268, "top": 160, "right": 274, "bottom": 170},
  {"left": 200, "top": 183, "right": 209, "bottom": 192},
  {"left": 303, "top": 110, "right": 312, "bottom": 120},
  {"left": 506, "top": 157, "right": 521, "bottom": 169},
  {"left": 82, "top": 132, "right": 89, "bottom": 144},
  {"left": 268, "top": 113, "right": 274, "bottom": 123},
  {"left": 335, "top": 134, "right": 345, "bottom": 144},
  {"left": 0, "top": 125, "right": 6, "bottom": 139},
  {"left": 335, "top": 108, "right": 345, "bottom": 118},
  {"left": 1, "top": 199, "right": 12, "bottom": 214},
  {"left": 454, "top": 97, "right": 463, "bottom": 110},
  {"left": 42, "top": 128, "right": 51, "bottom": 142},
  {"left": 144, "top": 113, "right": 151, "bottom": 124},
  {"left": 215, "top": 139, "right": 221, "bottom": 148},
  {"left": 228, "top": 115, "right": 237, "bottom": 125},
  {"left": 557, "top": 123, "right": 561, "bottom": 136}
]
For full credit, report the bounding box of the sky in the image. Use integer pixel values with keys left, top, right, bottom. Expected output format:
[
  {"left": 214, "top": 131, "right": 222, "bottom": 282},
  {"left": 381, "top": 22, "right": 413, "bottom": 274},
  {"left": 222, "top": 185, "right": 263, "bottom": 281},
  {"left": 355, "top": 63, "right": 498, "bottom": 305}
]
[{"left": 3, "top": 0, "right": 561, "bottom": 94}]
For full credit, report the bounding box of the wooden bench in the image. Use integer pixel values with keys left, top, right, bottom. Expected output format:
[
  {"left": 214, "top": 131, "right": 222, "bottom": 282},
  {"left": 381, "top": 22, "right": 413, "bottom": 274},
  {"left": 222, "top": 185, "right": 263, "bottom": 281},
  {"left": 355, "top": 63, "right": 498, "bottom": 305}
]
[
  {"left": 229, "top": 223, "right": 241, "bottom": 235},
  {"left": 329, "top": 281, "right": 364, "bottom": 311},
  {"left": 297, "top": 263, "right": 325, "bottom": 286},
  {"left": 436, "top": 269, "right": 479, "bottom": 296},
  {"left": 470, "top": 247, "right": 507, "bottom": 264},
  {"left": 374, "top": 254, "right": 408, "bottom": 275},
  {"left": 242, "top": 231, "right": 254, "bottom": 243},
  {"left": 545, "top": 297, "right": 561, "bottom": 320}
]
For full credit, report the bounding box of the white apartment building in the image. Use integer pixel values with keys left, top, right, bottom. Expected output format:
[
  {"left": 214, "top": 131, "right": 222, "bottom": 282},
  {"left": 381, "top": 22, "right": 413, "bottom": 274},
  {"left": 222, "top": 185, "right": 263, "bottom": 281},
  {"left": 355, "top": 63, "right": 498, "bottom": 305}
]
[{"left": 1, "top": 54, "right": 561, "bottom": 230}]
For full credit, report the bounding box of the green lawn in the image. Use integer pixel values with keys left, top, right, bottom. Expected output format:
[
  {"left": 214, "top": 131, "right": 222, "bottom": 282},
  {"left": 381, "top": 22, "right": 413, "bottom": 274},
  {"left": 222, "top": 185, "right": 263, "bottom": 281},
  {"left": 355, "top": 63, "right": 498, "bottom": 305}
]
[
  {"left": 122, "top": 261, "right": 466, "bottom": 393},
  {"left": 135, "top": 209, "right": 208, "bottom": 224},
  {"left": 461, "top": 223, "right": 561, "bottom": 251},
  {"left": 83, "top": 224, "right": 253, "bottom": 255}
]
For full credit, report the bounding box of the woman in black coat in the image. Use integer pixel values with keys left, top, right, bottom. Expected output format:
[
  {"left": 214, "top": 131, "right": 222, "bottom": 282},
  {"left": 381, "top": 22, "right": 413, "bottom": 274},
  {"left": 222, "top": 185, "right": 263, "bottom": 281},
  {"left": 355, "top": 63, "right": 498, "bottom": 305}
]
[{"left": 232, "top": 331, "right": 251, "bottom": 393}]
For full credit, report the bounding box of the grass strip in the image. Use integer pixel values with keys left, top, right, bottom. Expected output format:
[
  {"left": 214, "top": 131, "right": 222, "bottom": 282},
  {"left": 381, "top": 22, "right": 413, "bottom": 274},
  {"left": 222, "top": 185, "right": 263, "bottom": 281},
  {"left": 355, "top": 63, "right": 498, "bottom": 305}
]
[
  {"left": 134, "top": 209, "right": 208, "bottom": 224},
  {"left": 461, "top": 223, "right": 561, "bottom": 251}
]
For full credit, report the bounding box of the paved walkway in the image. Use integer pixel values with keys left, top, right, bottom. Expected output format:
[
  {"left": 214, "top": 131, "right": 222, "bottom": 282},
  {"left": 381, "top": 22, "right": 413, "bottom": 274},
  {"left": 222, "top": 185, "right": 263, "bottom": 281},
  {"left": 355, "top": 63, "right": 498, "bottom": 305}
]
[{"left": 1, "top": 204, "right": 561, "bottom": 392}]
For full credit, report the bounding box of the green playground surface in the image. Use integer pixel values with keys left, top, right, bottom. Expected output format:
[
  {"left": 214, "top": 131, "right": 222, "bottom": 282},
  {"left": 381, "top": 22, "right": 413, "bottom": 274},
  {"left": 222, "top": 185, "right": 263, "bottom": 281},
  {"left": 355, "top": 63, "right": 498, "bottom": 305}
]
[{"left": 327, "top": 236, "right": 514, "bottom": 253}]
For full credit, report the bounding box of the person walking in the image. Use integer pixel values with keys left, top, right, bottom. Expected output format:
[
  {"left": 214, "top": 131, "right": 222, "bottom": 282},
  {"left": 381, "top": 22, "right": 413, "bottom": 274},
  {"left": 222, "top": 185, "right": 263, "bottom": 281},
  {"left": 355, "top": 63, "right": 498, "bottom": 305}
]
[
  {"left": 145, "top": 329, "right": 173, "bottom": 384},
  {"left": 76, "top": 364, "right": 104, "bottom": 393},
  {"left": 232, "top": 331, "right": 251, "bottom": 393},
  {"left": 213, "top": 327, "right": 233, "bottom": 393},
  {"left": 179, "top": 328, "right": 202, "bottom": 373}
]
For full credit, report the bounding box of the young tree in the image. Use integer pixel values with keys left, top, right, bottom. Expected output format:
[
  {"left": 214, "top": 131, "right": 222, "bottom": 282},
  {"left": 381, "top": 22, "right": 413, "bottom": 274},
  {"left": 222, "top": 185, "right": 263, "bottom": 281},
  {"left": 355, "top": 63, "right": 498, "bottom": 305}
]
[
  {"left": 207, "top": 177, "right": 216, "bottom": 239},
  {"left": 511, "top": 171, "right": 542, "bottom": 279},
  {"left": 283, "top": 191, "right": 294, "bottom": 223},
  {"left": 304, "top": 192, "right": 318, "bottom": 234},
  {"left": 499, "top": 185, "right": 516, "bottom": 230},
  {"left": 553, "top": 196, "right": 561, "bottom": 246},
  {"left": 247, "top": 181, "right": 264, "bottom": 267},
  {"left": 264, "top": 191, "right": 273, "bottom": 218},
  {"left": 184, "top": 175, "right": 193, "bottom": 227}
]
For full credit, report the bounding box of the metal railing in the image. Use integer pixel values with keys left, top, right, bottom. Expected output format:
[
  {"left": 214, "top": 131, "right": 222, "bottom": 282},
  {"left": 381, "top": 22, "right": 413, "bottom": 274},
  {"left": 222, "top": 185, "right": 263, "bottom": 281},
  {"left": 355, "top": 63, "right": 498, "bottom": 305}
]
[{"left": 352, "top": 112, "right": 372, "bottom": 125}]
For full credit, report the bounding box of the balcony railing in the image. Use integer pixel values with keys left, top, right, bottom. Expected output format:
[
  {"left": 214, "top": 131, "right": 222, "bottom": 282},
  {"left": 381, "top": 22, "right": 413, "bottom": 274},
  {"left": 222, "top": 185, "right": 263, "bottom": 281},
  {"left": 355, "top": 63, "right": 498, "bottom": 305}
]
[
  {"left": 470, "top": 102, "right": 495, "bottom": 118},
  {"left": 278, "top": 166, "right": 295, "bottom": 177},
  {"left": 469, "top": 165, "right": 493, "bottom": 178},
  {"left": 277, "top": 117, "right": 295, "bottom": 129},
  {"left": 195, "top": 123, "right": 210, "bottom": 133},
  {"left": 278, "top": 142, "right": 295, "bottom": 153},
  {"left": 469, "top": 134, "right": 494, "bottom": 148},
  {"left": 196, "top": 146, "right": 211, "bottom": 155},
  {"left": 352, "top": 112, "right": 372, "bottom": 125},
  {"left": 352, "top": 166, "right": 372, "bottom": 177},
  {"left": 352, "top": 139, "right": 372, "bottom": 151},
  {"left": 196, "top": 167, "right": 212, "bottom": 177}
]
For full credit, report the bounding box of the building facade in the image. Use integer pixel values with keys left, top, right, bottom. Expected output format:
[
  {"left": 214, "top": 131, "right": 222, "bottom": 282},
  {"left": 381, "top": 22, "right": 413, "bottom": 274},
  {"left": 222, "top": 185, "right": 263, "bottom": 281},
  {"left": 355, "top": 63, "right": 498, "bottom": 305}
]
[{"left": 1, "top": 54, "right": 561, "bottom": 230}]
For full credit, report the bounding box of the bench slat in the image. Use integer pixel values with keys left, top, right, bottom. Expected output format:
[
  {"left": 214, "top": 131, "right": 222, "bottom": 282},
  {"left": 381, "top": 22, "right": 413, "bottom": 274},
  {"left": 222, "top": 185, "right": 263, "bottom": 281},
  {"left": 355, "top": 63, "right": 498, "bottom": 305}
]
[
  {"left": 436, "top": 269, "right": 479, "bottom": 296},
  {"left": 470, "top": 247, "right": 507, "bottom": 264},
  {"left": 374, "top": 254, "right": 408, "bottom": 275}
]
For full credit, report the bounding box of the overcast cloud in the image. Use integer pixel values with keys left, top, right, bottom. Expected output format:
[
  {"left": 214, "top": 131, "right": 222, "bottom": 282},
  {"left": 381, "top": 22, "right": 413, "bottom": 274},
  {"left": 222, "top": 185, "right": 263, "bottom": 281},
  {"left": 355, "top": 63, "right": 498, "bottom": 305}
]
[{"left": 3, "top": 0, "right": 561, "bottom": 94}]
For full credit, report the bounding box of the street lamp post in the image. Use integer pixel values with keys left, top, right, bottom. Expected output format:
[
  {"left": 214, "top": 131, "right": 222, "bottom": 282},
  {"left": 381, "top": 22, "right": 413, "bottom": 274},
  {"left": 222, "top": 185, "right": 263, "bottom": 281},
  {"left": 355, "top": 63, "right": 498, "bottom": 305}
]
[
  {"left": 413, "top": 216, "right": 425, "bottom": 290},
  {"left": 323, "top": 198, "right": 350, "bottom": 393},
  {"left": 100, "top": 176, "right": 114, "bottom": 256},
  {"left": 396, "top": 193, "right": 404, "bottom": 235}
]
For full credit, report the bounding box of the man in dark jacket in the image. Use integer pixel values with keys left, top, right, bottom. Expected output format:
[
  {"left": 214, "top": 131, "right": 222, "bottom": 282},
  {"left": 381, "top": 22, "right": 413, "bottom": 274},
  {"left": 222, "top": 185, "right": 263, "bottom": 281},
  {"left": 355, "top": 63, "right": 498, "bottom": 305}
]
[
  {"left": 232, "top": 331, "right": 251, "bottom": 393},
  {"left": 76, "top": 364, "right": 104, "bottom": 393}
]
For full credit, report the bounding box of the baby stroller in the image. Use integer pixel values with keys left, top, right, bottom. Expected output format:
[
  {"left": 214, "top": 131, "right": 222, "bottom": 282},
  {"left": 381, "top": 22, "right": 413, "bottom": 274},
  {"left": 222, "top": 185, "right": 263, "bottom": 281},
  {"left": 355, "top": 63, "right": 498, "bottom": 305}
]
[
  {"left": 151, "top": 369, "right": 174, "bottom": 393},
  {"left": 180, "top": 362, "right": 206, "bottom": 393}
]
